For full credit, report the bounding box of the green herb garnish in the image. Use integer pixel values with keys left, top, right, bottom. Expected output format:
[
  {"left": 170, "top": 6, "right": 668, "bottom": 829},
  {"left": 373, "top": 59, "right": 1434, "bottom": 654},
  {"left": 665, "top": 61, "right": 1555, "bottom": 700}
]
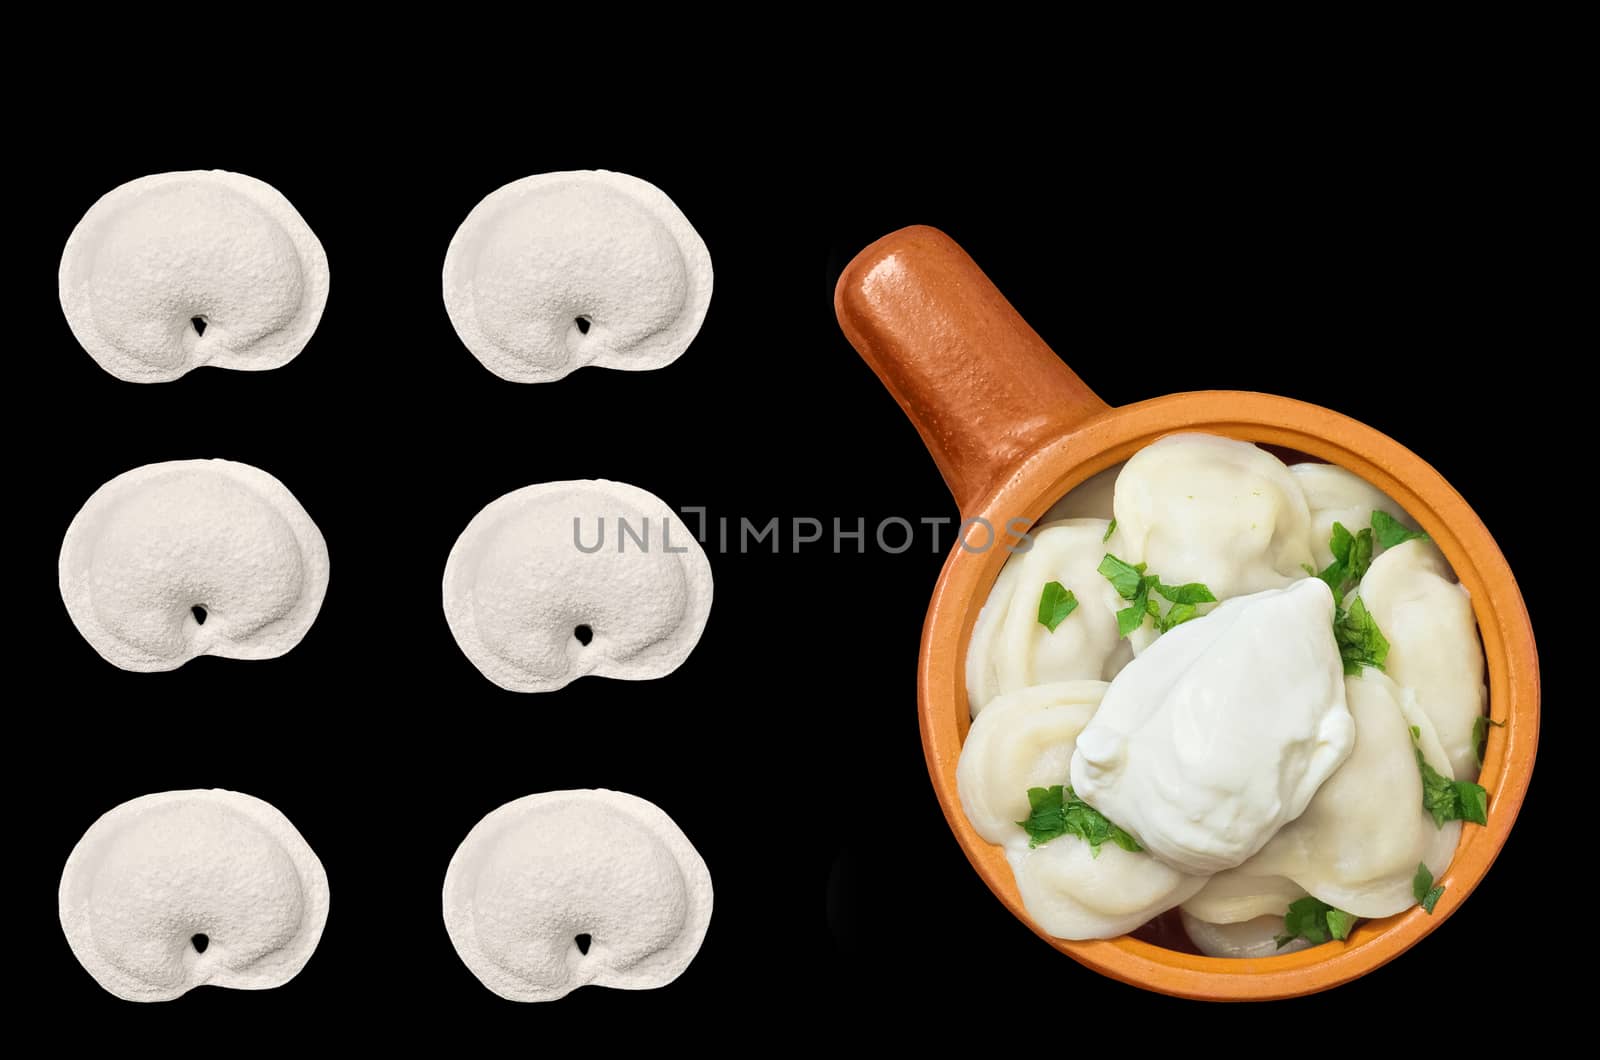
[
  {"left": 1333, "top": 597, "right": 1389, "bottom": 675},
  {"left": 1372, "top": 510, "right": 1429, "bottom": 549},
  {"left": 1036, "top": 581, "right": 1079, "bottom": 633},
  {"left": 1472, "top": 715, "right": 1505, "bottom": 767},
  {"left": 1413, "top": 862, "right": 1445, "bottom": 914},
  {"left": 1275, "top": 896, "right": 1357, "bottom": 948},
  {"left": 1102, "top": 518, "right": 1117, "bottom": 543},
  {"left": 1317, "top": 520, "right": 1375, "bottom": 601},
  {"left": 1412, "top": 731, "right": 1489, "bottom": 827},
  {"left": 1098, "top": 554, "right": 1216, "bottom": 638},
  {"left": 1016, "top": 785, "right": 1142, "bottom": 856}
]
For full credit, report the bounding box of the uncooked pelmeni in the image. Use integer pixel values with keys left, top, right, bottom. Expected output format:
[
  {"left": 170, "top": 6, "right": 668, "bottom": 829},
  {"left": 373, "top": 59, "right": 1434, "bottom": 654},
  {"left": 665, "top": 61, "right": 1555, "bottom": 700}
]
[
  {"left": 443, "top": 480, "right": 712, "bottom": 692},
  {"left": 59, "top": 170, "right": 328, "bottom": 382},
  {"left": 443, "top": 171, "right": 712, "bottom": 383},
  {"left": 59, "top": 460, "right": 329, "bottom": 672},
  {"left": 443, "top": 789, "right": 713, "bottom": 1002},
  {"left": 1290, "top": 462, "right": 1419, "bottom": 569},
  {"left": 59, "top": 789, "right": 329, "bottom": 1002}
]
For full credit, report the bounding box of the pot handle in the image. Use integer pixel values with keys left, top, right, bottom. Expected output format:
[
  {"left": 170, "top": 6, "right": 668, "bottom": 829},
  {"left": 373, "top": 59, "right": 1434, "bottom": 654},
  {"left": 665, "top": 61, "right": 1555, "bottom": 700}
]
[{"left": 834, "top": 225, "right": 1110, "bottom": 517}]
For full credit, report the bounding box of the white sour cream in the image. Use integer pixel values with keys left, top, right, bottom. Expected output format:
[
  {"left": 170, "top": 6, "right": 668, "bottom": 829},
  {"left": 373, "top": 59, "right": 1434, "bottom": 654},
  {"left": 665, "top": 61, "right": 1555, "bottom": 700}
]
[{"left": 1068, "top": 578, "right": 1355, "bottom": 875}]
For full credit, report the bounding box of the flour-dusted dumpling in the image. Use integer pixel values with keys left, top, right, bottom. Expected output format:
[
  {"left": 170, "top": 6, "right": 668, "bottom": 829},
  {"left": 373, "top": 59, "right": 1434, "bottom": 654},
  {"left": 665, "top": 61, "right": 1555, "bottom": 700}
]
[
  {"left": 443, "top": 790, "right": 712, "bottom": 1002},
  {"left": 1071, "top": 580, "right": 1354, "bottom": 875},
  {"left": 59, "top": 460, "right": 330, "bottom": 672},
  {"left": 1181, "top": 912, "right": 1309, "bottom": 959},
  {"left": 1008, "top": 839, "right": 1207, "bottom": 941},
  {"left": 956, "top": 681, "right": 1107, "bottom": 843},
  {"left": 443, "top": 480, "right": 712, "bottom": 692},
  {"left": 59, "top": 171, "right": 328, "bottom": 382},
  {"left": 1358, "top": 539, "right": 1486, "bottom": 780},
  {"left": 443, "top": 171, "right": 712, "bottom": 383},
  {"left": 1112, "top": 433, "right": 1314, "bottom": 602},
  {"left": 1238, "top": 670, "right": 1461, "bottom": 918},
  {"left": 59, "top": 789, "right": 329, "bottom": 1002},
  {"left": 1291, "top": 462, "right": 1419, "bottom": 569},
  {"left": 1038, "top": 463, "right": 1124, "bottom": 523}
]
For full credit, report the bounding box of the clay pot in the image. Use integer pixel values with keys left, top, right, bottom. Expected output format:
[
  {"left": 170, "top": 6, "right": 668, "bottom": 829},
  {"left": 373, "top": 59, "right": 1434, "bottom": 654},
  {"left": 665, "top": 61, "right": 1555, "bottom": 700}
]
[{"left": 833, "top": 225, "right": 1539, "bottom": 999}]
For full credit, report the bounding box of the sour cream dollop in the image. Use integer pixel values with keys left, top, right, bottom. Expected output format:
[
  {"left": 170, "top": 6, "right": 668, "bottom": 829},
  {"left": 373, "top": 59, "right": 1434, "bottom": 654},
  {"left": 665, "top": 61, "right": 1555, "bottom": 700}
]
[{"left": 1068, "top": 578, "right": 1354, "bottom": 875}]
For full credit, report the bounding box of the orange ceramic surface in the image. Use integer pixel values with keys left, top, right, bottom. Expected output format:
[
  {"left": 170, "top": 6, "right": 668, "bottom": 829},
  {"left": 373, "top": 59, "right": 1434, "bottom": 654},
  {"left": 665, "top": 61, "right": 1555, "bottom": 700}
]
[{"left": 834, "top": 225, "right": 1539, "bottom": 1000}]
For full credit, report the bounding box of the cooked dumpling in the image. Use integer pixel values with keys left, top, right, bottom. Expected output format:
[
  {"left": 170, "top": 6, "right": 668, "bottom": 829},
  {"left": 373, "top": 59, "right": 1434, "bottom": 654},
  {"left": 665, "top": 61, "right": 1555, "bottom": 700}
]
[
  {"left": 1234, "top": 670, "right": 1461, "bottom": 918},
  {"left": 1357, "top": 540, "right": 1486, "bottom": 780},
  {"left": 957, "top": 681, "right": 1106, "bottom": 842},
  {"left": 1183, "top": 872, "right": 1307, "bottom": 924},
  {"left": 1181, "top": 912, "right": 1309, "bottom": 959},
  {"left": 1291, "top": 462, "right": 1420, "bottom": 569},
  {"left": 1112, "top": 434, "right": 1314, "bottom": 603},
  {"left": 956, "top": 681, "right": 1205, "bottom": 939},
  {"left": 964, "top": 521, "right": 1127, "bottom": 715}
]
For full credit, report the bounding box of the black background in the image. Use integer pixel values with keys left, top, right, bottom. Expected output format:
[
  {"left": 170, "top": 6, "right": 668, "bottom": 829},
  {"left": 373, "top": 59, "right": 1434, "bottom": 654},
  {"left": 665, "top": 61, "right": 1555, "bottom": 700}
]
[{"left": 13, "top": 82, "right": 1567, "bottom": 1039}]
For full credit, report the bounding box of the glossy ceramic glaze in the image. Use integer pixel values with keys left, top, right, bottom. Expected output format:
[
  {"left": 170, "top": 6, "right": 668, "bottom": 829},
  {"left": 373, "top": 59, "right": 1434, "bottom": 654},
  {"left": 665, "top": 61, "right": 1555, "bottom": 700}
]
[{"left": 834, "top": 225, "right": 1539, "bottom": 1000}]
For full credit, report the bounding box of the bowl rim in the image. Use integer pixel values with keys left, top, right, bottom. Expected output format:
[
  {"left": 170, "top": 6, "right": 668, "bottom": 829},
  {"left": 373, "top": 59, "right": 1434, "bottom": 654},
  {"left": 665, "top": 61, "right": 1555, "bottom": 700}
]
[{"left": 921, "top": 389, "right": 1540, "bottom": 1000}]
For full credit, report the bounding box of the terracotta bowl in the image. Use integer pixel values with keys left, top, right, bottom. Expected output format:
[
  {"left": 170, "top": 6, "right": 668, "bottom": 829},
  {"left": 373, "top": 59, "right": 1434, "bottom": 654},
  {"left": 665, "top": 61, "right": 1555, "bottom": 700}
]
[{"left": 834, "top": 225, "right": 1540, "bottom": 1000}]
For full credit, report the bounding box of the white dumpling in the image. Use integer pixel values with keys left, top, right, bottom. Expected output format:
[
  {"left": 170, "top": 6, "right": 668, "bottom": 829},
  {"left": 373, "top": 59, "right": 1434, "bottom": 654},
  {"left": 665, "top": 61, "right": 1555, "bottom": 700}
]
[
  {"left": 1290, "top": 462, "right": 1420, "bottom": 569},
  {"left": 1038, "top": 463, "right": 1124, "bottom": 523},
  {"left": 965, "top": 520, "right": 1127, "bottom": 715},
  {"left": 1358, "top": 540, "right": 1486, "bottom": 780},
  {"left": 957, "top": 681, "right": 1106, "bottom": 843},
  {"left": 1181, "top": 912, "right": 1309, "bottom": 959},
  {"left": 966, "top": 560, "right": 1022, "bottom": 716},
  {"left": 1182, "top": 872, "right": 1307, "bottom": 924},
  {"left": 1112, "top": 434, "right": 1314, "bottom": 602},
  {"left": 1009, "top": 839, "right": 1207, "bottom": 941},
  {"left": 1237, "top": 670, "right": 1461, "bottom": 918},
  {"left": 956, "top": 681, "right": 1206, "bottom": 939}
]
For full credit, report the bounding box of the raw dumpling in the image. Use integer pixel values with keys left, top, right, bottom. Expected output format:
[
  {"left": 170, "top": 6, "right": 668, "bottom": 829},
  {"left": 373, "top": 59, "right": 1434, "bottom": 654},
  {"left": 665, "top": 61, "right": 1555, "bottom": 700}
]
[
  {"left": 1291, "top": 462, "right": 1419, "bottom": 569},
  {"left": 964, "top": 520, "right": 1126, "bottom": 716},
  {"left": 58, "top": 460, "right": 330, "bottom": 672},
  {"left": 59, "top": 789, "right": 329, "bottom": 1001},
  {"left": 1233, "top": 670, "right": 1461, "bottom": 918},
  {"left": 443, "top": 480, "right": 713, "bottom": 693},
  {"left": 1357, "top": 540, "right": 1486, "bottom": 780},
  {"left": 955, "top": 681, "right": 1206, "bottom": 939},
  {"left": 957, "top": 681, "right": 1106, "bottom": 842},
  {"left": 1112, "top": 434, "right": 1314, "bottom": 603},
  {"left": 1181, "top": 912, "right": 1309, "bottom": 959},
  {"left": 59, "top": 170, "right": 328, "bottom": 382},
  {"left": 443, "top": 171, "right": 712, "bottom": 383},
  {"left": 443, "top": 789, "right": 712, "bottom": 1002}
]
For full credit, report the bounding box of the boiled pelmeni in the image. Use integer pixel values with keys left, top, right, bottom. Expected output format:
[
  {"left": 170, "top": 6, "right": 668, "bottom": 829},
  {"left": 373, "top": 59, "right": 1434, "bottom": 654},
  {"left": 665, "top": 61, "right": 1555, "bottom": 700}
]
[
  {"left": 59, "top": 460, "right": 329, "bottom": 672},
  {"left": 1112, "top": 433, "right": 1314, "bottom": 603},
  {"left": 443, "top": 480, "right": 712, "bottom": 692},
  {"left": 995, "top": 520, "right": 1125, "bottom": 687},
  {"left": 59, "top": 170, "right": 327, "bottom": 382},
  {"left": 1181, "top": 912, "right": 1309, "bottom": 959},
  {"left": 1358, "top": 539, "right": 1486, "bottom": 780},
  {"left": 59, "top": 789, "right": 329, "bottom": 1002},
  {"left": 444, "top": 171, "right": 711, "bottom": 382},
  {"left": 1291, "top": 462, "right": 1419, "bottom": 569},
  {"left": 1182, "top": 872, "right": 1307, "bottom": 924},
  {"left": 1237, "top": 670, "right": 1461, "bottom": 919},
  {"left": 443, "top": 790, "right": 712, "bottom": 1002},
  {"left": 966, "top": 559, "right": 1022, "bottom": 716},
  {"left": 1007, "top": 840, "right": 1207, "bottom": 941},
  {"left": 956, "top": 681, "right": 1106, "bottom": 843}
]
